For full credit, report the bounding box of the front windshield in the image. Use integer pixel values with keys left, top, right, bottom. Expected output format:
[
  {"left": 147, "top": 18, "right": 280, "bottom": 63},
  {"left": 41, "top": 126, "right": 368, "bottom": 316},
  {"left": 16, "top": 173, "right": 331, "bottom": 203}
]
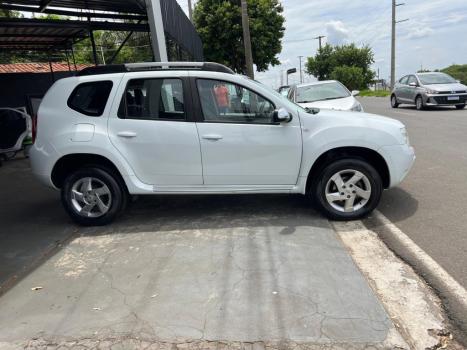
[
  {"left": 296, "top": 82, "right": 350, "bottom": 103},
  {"left": 418, "top": 73, "right": 457, "bottom": 85}
]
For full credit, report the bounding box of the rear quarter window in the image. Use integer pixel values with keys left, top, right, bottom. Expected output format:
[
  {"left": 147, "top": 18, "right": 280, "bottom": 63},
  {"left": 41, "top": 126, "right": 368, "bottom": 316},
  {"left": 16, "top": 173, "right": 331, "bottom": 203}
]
[{"left": 67, "top": 81, "right": 113, "bottom": 117}]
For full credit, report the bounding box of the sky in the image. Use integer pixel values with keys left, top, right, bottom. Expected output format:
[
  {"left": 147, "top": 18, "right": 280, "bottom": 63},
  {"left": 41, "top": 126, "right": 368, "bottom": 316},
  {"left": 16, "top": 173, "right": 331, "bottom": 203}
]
[{"left": 177, "top": 0, "right": 467, "bottom": 88}]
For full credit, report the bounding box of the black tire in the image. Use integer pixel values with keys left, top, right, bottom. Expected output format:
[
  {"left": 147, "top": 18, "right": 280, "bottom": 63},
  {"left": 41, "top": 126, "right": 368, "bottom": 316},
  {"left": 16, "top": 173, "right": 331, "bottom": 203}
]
[
  {"left": 415, "top": 95, "right": 424, "bottom": 110},
  {"left": 455, "top": 104, "right": 466, "bottom": 110},
  {"left": 61, "top": 166, "right": 127, "bottom": 226},
  {"left": 311, "top": 159, "right": 383, "bottom": 221},
  {"left": 391, "top": 95, "right": 399, "bottom": 108}
]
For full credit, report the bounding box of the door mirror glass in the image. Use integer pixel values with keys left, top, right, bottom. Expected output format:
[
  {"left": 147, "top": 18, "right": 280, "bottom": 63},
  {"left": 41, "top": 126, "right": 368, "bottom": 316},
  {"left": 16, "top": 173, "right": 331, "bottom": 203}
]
[
  {"left": 273, "top": 108, "right": 292, "bottom": 123},
  {"left": 351, "top": 90, "right": 360, "bottom": 96},
  {"left": 409, "top": 82, "right": 418, "bottom": 87}
]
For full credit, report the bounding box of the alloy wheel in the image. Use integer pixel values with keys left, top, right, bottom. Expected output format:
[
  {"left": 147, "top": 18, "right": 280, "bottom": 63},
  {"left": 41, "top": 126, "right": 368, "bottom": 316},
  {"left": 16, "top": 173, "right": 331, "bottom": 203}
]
[
  {"left": 70, "top": 177, "right": 112, "bottom": 218},
  {"left": 325, "top": 169, "right": 372, "bottom": 213}
]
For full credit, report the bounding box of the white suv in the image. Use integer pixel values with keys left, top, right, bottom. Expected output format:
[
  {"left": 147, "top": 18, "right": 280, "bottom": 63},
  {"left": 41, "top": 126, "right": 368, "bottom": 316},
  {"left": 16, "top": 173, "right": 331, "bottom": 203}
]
[{"left": 30, "top": 62, "right": 415, "bottom": 226}]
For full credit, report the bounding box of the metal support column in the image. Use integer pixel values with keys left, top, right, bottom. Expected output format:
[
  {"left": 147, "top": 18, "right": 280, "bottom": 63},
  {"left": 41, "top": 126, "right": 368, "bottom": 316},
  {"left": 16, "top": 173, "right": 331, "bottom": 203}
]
[
  {"left": 89, "top": 29, "right": 99, "bottom": 65},
  {"left": 144, "top": 0, "right": 168, "bottom": 62}
]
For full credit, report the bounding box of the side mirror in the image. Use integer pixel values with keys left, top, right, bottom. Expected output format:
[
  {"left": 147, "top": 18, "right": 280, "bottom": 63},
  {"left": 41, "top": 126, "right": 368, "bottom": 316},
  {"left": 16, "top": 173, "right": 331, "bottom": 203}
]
[
  {"left": 456, "top": 80, "right": 461, "bottom": 83},
  {"left": 273, "top": 108, "right": 293, "bottom": 123},
  {"left": 409, "top": 82, "right": 418, "bottom": 87},
  {"left": 351, "top": 90, "right": 360, "bottom": 96}
]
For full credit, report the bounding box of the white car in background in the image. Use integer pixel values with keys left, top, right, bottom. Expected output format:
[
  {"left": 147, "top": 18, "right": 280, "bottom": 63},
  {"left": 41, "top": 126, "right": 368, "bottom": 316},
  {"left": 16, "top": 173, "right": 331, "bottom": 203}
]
[{"left": 287, "top": 80, "right": 364, "bottom": 112}]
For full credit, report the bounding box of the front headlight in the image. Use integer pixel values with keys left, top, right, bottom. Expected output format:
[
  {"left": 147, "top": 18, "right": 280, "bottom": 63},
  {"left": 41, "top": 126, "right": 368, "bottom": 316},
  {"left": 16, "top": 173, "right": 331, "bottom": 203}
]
[
  {"left": 400, "top": 127, "right": 410, "bottom": 145},
  {"left": 351, "top": 103, "right": 363, "bottom": 112},
  {"left": 425, "top": 88, "right": 438, "bottom": 94}
]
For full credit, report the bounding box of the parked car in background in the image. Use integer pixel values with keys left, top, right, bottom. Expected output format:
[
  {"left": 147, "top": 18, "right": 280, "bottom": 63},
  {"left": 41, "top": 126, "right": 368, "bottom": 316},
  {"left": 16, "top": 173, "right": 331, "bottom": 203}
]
[
  {"left": 391, "top": 72, "right": 467, "bottom": 110},
  {"left": 287, "top": 81, "right": 364, "bottom": 112},
  {"left": 30, "top": 62, "right": 414, "bottom": 226}
]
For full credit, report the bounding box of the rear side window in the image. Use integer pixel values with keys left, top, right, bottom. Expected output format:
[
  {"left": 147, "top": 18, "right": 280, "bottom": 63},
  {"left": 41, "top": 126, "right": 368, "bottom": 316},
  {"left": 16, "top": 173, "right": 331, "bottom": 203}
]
[
  {"left": 68, "top": 81, "right": 113, "bottom": 117},
  {"left": 118, "top": 78, "right": 185, "bottom": 121}
]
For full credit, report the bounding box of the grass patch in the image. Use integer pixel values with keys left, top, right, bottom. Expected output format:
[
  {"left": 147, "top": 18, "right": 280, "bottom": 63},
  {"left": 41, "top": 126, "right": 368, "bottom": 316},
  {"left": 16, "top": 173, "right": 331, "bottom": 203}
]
[{"left": 359, "top": 90, "right": 391, "bottom": 97}]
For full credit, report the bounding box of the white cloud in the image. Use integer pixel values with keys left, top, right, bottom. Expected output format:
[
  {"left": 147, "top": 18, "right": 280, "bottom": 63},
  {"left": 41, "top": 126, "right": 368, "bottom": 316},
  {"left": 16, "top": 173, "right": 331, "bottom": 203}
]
[
  {"left": 445, "top": 13, "right": 465, "bottom": 24},
  {"left": 407, "top": 27, "right": 434, "bottom": 39},
  {"left": 325, "top": 20, "right": 349, "bottom": 45}
]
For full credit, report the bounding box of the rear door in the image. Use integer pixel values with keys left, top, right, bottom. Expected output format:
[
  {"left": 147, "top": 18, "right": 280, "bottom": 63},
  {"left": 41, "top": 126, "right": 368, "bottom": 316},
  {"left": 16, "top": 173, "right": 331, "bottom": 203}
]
[
  {"left": 193, "top": 77, "right": 302, "bottom": 186},
  {"left": 396, "top": 76, "right": 409, "bottom": 101},
  {"left": 108, "top": 72, "right": 203, "bottom": 186}
]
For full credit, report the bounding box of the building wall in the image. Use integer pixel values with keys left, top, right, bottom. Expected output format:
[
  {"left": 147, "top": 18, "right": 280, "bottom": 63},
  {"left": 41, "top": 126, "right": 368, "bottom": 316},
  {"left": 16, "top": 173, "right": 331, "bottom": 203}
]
[{"left": 0, "top": 72, "right": 73, "bottom": 110}]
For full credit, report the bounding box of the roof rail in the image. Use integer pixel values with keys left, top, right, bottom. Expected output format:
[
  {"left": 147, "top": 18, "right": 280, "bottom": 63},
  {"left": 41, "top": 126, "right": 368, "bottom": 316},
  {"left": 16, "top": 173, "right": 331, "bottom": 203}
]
[{"left": 76, "top": 62, "right": 234, "bottom": 76}]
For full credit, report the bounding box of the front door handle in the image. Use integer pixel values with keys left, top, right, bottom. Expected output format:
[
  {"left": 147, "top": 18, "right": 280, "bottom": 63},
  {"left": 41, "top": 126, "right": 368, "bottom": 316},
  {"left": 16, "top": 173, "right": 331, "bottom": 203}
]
[
  {"left": 117, "top": 131, "right": 137, "bottom": 138},
  {"left": 202, "top": 134, "right": 223, "bottom": 141}
]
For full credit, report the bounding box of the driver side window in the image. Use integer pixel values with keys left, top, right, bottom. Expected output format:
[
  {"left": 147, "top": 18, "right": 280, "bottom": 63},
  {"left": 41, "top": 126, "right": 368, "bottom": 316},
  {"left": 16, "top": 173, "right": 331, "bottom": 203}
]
[{"left": 197, "top": 79, "right": 275, "bottom": 124}]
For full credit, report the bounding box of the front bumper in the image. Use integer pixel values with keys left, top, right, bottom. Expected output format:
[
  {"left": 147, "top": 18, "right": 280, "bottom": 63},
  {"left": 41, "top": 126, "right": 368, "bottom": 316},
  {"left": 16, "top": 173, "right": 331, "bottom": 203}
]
[
  {"left": 379, "top": 144, "right": 416, "bottom": 188},
  {"left": 425, "top": 93, "right": 467, "bottom": 106}
]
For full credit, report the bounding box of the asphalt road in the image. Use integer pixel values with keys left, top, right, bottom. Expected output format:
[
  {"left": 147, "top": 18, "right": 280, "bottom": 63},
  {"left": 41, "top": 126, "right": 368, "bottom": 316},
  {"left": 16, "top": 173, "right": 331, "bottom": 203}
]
[{"left": 360, "top": 97, "right": 467, "bottom": 289}]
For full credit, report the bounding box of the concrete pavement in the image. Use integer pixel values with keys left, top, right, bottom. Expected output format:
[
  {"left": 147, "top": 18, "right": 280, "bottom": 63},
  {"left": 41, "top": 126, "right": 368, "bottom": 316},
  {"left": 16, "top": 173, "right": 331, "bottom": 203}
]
[{"left": 0, "top": 165, "right": 403, "bottom": 348}]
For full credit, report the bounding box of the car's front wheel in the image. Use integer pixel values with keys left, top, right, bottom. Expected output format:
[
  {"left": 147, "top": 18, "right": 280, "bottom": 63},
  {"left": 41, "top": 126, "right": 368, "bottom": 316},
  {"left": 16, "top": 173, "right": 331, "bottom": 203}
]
[
  {"left": 415, "top": 96, "right": 424, "bottom": 110},
  {"left": 61, "top": 167, "right": 127, "bottom": 226},
  {"left": 391, "top": 95, "right": 399, "bottom": 108},
  {"left": 311, "top": 159, "right": 383, "bottom": 220},
  {"left": 456, "top": 104, "right": 466, "bottom": 110}
]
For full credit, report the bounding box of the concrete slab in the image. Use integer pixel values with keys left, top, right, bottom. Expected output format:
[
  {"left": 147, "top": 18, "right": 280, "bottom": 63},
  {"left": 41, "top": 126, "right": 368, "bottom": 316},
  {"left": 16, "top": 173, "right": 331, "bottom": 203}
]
[{"left": 0, "top": 203, "right": 401, "bottom": 348}]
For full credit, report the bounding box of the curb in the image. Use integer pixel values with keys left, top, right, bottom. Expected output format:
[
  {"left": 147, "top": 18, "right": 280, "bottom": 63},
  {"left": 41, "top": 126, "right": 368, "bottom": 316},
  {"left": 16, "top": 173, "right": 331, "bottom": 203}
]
[{"left": 365, "top": 210, "right": 467, "bottom": 347}]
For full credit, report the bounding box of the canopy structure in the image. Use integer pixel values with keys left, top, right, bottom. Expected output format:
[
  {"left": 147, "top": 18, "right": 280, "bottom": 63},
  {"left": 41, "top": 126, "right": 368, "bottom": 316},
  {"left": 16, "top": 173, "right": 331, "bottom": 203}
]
[{"left": 0, "top": 0, "right": 203, "bottom": 64}]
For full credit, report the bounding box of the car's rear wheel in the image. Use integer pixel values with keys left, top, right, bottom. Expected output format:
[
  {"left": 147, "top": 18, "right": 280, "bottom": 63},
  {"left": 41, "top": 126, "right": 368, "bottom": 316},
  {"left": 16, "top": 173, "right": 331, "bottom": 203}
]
[
  {"left": 61, "top": 167, "right": 127, "bottom": 226},
  {"left": 456, "top": 104, "right": 466, "bottom": 110},
  {"left": 311, "top": 159, "right": 383, "bottom": 220},
  {"left": 415, "top": 96, "right": 424, "bottom": 110},
  {"left": 391, "top": 95, "right": 399, "bottom": 108}
]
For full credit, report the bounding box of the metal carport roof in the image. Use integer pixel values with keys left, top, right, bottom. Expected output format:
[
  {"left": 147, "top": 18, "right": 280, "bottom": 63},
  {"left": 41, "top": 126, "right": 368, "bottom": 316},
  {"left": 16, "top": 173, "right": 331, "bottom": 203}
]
[
  {"left": 0, "top": 18, "right": 149, "bottom": 51},
  {"left": 0, "top": 0, "right": 146, "bottom": 17}
]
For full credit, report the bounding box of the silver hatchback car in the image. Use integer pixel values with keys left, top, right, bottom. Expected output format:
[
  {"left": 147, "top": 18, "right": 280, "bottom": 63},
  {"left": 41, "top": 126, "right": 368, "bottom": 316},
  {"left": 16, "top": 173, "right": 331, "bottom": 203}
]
[{"left": 391, "top": 72, "right": 467, "bottom": 110}]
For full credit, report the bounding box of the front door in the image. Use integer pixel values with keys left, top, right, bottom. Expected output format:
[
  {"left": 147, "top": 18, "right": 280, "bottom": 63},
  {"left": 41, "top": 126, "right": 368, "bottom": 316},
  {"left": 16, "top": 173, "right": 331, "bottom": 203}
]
[
  {"left": 194, "top": 78, "right": 302, "bottom": 186},
  {"left": 108, "top": 75, "right": 203, "bottom": 186}
]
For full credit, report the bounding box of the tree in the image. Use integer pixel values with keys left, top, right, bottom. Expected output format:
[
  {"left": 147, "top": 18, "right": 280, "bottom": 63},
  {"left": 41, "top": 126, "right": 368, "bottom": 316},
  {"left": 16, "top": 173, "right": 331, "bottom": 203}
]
[
  {"left": 441, "top": 64, "right": 467, "bottom": 84},
  {"left": 330, "top": 65, "right": 364, "bottom": 91},
  {"left": 193, "top": 0, "right": 285, "bottom": 73},
  {"left": 306, "top": 43, "right": 375, "bottom": 89}
]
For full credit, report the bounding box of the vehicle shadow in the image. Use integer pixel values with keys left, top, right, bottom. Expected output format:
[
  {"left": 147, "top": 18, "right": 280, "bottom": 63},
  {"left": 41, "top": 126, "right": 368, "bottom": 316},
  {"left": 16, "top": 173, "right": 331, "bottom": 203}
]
[
  {"left": 366, "top": 187, "right": 419, "bottom": 227},
  {"left": 398, "top": 105, "right": 461, "bottom": 112},
  {"left": 1, "top": 158, "right": 332, "bottom": 296}
]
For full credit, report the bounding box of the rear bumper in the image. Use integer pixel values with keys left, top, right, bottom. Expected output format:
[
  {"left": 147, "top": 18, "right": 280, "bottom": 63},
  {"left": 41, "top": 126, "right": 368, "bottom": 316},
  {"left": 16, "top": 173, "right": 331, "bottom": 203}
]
[
  {"left": 379, "top": 144, "right": 416, "bottom": 188},
  {"left": 29, "top": 142, "right": 60, "bottom": 189}
]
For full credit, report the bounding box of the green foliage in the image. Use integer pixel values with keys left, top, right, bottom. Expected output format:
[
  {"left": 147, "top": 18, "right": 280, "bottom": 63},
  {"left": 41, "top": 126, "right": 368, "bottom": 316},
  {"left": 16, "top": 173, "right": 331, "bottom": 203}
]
[
  {"left": 72, "top": 31, "right": 153, "bottom": 65},
  {"left": 193, "top": 0, "right": 285, "bottom": 73},
  {"left": 359, "top": 89, "right": 391, "bottom": 97},
  {"left": 441, "top": 64, "right": 467, "bottom": 84},
  {"left": 330, "top": 65, "right": 364, "bottom": 91},
  {"left": 0, "top": 9, "right": 22, "bottom": 18},
  {"left": 306, "top": 43, "right": 375, "bottom": 89}
]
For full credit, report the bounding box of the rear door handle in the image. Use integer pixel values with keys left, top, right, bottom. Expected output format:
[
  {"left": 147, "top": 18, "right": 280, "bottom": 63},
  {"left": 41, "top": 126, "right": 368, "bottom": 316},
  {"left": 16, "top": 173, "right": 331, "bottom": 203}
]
[
  {"left": 202, "top": 134, "right": 223, "bottom": 141},
  {"left": 117, "top": 131, "right": 137, "bottom": 138}
]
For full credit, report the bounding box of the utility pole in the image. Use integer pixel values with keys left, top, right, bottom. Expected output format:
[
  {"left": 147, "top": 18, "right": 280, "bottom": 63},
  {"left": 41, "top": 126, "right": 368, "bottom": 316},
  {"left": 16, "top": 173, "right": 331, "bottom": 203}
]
[
  {"left": 241, "top": 0, "right": 254, "bottom": 79},
  {"left": 314, "top": 35, "right": 326, "bottom": 50},
  {"left": 298, "top": 56, "right": 304, "bottom": 84},
  {"left": 391, "top": 0, "right": 409, "bottom": 89},
  {"left": 187, "top": 0, "right": 193, "bottom": 22}
]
